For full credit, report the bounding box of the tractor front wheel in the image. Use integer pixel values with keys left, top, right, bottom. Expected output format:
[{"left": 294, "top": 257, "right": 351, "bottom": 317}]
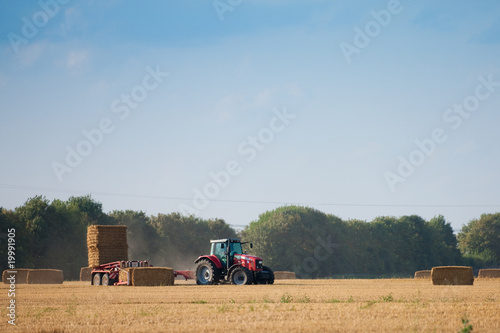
[
  {"left": 263, "top": 266, "right": 275, "bottom": 285},
  {"left": 195, "top": 259, "right": 220, "bottom": 285},
  {"left": 230, "top": 266, "right": 253, "bottom": 285}
]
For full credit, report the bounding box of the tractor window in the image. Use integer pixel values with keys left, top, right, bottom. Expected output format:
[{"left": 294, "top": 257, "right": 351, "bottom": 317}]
[
  {"left": 213, "top": 243, "right": 225, "bottom": 260},
  {"left": 230, "top": 242, "right": 242, "bottom": 254}
]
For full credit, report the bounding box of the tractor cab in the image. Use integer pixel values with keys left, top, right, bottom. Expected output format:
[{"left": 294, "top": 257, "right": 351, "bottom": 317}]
[{"left": 210, "top": 239, "right": 250, "bottom": 269}]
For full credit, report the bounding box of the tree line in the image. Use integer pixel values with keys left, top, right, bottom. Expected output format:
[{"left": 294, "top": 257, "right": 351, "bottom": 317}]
[
  {"left": 0, "top": 195, "right": 236, "bottom": 280},
  {"left": 242, "top": 206, "right": 499, "bottom": 277},
  {"left": 1, "top": 196, "right": 499, "bottom": 279}
]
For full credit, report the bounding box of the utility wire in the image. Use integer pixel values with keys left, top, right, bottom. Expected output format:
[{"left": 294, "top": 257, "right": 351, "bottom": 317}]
[{"left": 0, "top": 183, "right": 499, "bottom": 208}]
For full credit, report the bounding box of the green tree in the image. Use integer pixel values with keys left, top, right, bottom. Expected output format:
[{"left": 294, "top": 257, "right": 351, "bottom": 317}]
[
  {"left": 14, "top": 196, "right": 54, "bottom": 268},
  {"left": 370, "top": 216, "right": 400, "bottom": 274},
  {"left": 339, "top": 219, "right": 376, "bottom": 275},
  {"left": 242, "top": 206, "right": 341, "bottom": 278},
  {"left": 396, "top": 215, "right": 433, "bottom": 273},
  {"left": 109, "top": 210, "right": 159, "bottom": 261},
  {"left": 11, "top": 195, "right": 108, "bottom": 280},
  {"left": 149, "top": 213, "right": 237, "bottom": 268},
  {"left": 458, "top": 213, "right": 500, "bottom": 266},
  {"left": 67, "top": 195, "right": 112, "bottom": 225},
  {"left": 428, "top": 215, "right": 461, "bottom": 266},
  {"left": 0, "top": 207, "right": 29, "bottom": 272}
]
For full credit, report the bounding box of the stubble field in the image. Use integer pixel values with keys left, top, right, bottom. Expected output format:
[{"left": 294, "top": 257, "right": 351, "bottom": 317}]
[{"left": 1, "top": 279, "right": 499, "bottom": 332}]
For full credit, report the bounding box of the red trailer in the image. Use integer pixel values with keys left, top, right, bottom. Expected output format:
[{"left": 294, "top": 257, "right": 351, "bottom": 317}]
[{"left": 91, "top": 260, "right": 194, "bottom": 286}]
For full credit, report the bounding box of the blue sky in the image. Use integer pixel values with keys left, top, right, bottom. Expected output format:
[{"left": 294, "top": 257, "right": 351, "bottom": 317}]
[{"left": 1, "top": 0, "right": 500, "bottom": 232}]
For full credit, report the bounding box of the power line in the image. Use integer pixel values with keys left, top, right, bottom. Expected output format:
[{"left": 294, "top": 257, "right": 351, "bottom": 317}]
[{"left": 1, "top": 183, "right": 499, "bottom": 208}]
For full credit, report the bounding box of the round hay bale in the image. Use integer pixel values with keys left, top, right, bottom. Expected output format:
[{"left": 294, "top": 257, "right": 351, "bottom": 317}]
[
  {"left": 478, "top": 269, "right": 500, "bottom": 279},
  {"left": 119, "top": 267, "right": 174, "bottom": 286},
  {"left": 2, "top": 269, "right": 32, "bottom": 284},
  {"left": 80, "top": 267, "right": 93, "bottom": 281},
  {"left": 274, "top": 271, "right": 296, "bottom": 279},
  {"left": 431, "top": 266, "right": 474, "bottom": 285},
  {"left": 26, "top": 269, "right": 64, "bottom": 284},
  {"left": 414, "top": 270, "right": 431, "bottom": 279}
]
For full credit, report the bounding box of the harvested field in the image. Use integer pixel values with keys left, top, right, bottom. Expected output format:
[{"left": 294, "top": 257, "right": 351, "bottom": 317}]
[
  {"left": 2, "top": 269, "right": 31, "bottom": 284},
  {"left": 1, "top": 279, "right": 499, "bottom": 332},
  {"left": 274, "top": 271, "right": 296, "bottom": 279},
  {"left": 118, "top": 267, "right": 175, "bottom": 286},
  {"left": 478, "top": 269, "right": 500, "bottom": 279},
  {"left": 87, "top": 225, "right": 128, "bottom": 267},
  {"left": 26, "top": 269, "right": 63, "bottom": 284},
  {"left": 80, "top": 267, "right": 93, "bottom": 282},
  {"left": 431, "top": 266, "right": 474, "bottom": 285},
  {"left": 414, "top": 270, "right": 431, "bottom": 279}
]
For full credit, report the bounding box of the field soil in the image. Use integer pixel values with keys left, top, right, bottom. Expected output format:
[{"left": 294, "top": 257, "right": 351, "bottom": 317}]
[{"left": 1, "top": 279, "right": 499, "bottom": 332}]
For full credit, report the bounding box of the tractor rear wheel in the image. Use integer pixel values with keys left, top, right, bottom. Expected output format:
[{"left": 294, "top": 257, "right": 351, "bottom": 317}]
[
  {"left": 101, "top": 273, "right": 110, "bottom": 286},
  {"left": 195, "top": 259, "right": 220, "bottom": 285},
  {"left": 92, "top": 273, "right": 101, "bottom": 286},
  {"left": 230, "top": 266, "right": 253, "bottom": 285}
]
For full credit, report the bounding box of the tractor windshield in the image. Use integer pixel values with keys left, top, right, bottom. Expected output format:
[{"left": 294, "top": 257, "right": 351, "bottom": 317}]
[{"left": 230, "top": 242, "right": 242, "bottom": 254}]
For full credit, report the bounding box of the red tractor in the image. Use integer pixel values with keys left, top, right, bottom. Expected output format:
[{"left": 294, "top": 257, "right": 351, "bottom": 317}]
[{"left": 195, "top": 238, "right": 274, "bottom": 285}]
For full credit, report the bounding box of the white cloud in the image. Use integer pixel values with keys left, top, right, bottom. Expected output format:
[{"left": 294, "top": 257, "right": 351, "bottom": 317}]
[
  {"left": 286, "top": 82, "right": 304, "bottom": 97},
  {"left": 66, "top": 50, "right": 88, "bottom": 70},
  {"left": 455, "top": 140, "right": 475, "bottom": 155},
  {"left": 346, "top": 142, "right": 384, "bottom": 161},
  {"left": 253, "top": 89, "right": 274, "bottom": 107},
  {"left": 17, "top": 41, "right": 46, "bottom": 68},
  {"left": 251, "top": 83, "right": 308, "bottom": 110},
  {"left": 215, "top": 94, "right": 247, "bottom": 123},
  {"left": 60, "top": 6, "right": 86, "bottom": 37}
]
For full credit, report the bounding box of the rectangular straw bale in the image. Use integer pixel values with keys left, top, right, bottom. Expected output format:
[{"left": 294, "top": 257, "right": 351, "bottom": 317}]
[
  {"left": 431, "top": 266, "right": 474, "bottom": 285},
  {"left": 478, "top": 269, "right": 500, "bottom": 279},
  {"left": 80, "top": 267, "right": 93, "bottom": 281},
  {"left": 274, "top": 271, "right": 296, "bottom": 279},
  {"left": 414, "top": 270, "right": 431, "bottom": 279},
  {"left": 26, "top": 269, "right": 64, "bottom": 284},
  {"left": 119, "top": 267, "right": 174, "bottom": 286},
  {"left": 87, "top": 225, "right": 128, "bottom": 267},
  {"left": 2, "top": 269, "right": 32, "bottom": 284},
  {"left": 119, "top": 268, "right": 131, "bottom": 283}
]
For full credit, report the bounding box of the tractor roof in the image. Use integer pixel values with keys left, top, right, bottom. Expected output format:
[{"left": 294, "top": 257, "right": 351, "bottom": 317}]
[{"left": 210, "top": 238, "right": 241, "bottom": 243}]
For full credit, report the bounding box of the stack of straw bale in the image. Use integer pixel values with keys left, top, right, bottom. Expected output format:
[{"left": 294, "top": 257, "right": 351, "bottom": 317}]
[
  {"left": 414, "top": 270, "right": 431, "bottom": 279},
  {"left": 478, "top": 269, "right": 500, "bottom": 279},
  {"left": 87, "top": 225, "right": 128, "bottom": 267},
  {"left": 431, "top": 266, "right": 474, "bottom": 285},
  {"left": 80, "top": 267, "right": 93, "bottom": 281},
  {"left": 2, "top": 269, "right": 31, "bottom": 284},
  {"left": 274, "top": 271, "right": 296, "bottom": 279},
  {"left": 119, "top": 267, "right": 174, "bottom": 286}
]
